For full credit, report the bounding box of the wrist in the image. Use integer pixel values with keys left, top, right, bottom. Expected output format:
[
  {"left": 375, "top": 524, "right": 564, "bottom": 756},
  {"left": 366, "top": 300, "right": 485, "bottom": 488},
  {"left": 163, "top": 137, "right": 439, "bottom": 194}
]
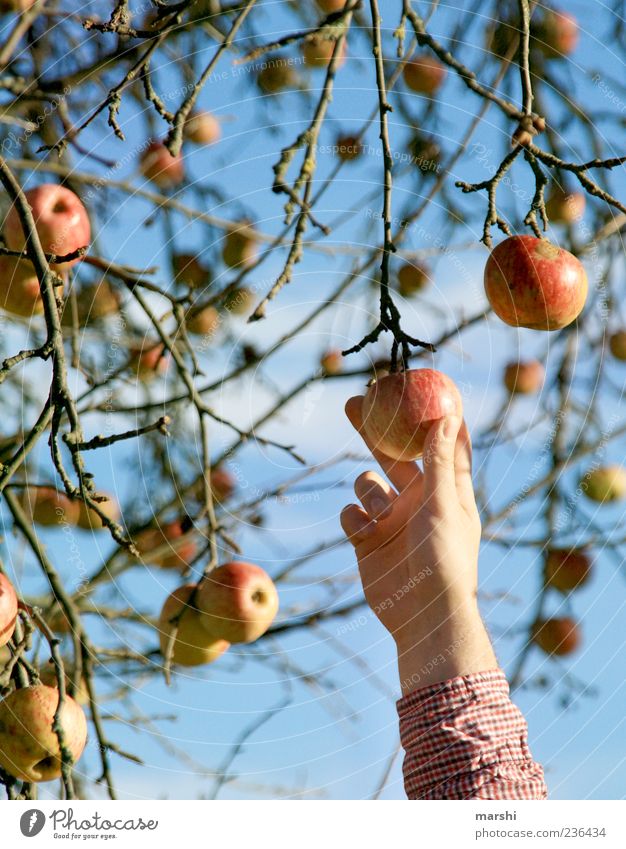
[{"left": 393, "top": 600, "right": 497, "bottom": 696}]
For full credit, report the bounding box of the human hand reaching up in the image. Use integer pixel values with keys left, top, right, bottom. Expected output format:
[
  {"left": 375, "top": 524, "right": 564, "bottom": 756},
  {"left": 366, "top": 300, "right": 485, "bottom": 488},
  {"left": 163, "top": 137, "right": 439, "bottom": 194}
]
[{"left": 340, "top": 397, "right": 497, "bottom": 695}]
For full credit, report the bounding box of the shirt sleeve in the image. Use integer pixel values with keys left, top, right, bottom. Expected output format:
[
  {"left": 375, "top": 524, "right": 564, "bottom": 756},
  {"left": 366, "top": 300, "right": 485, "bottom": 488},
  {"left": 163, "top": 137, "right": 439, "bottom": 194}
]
[{"left": 396, "top": 668, "right": 547, "bottom": 800}]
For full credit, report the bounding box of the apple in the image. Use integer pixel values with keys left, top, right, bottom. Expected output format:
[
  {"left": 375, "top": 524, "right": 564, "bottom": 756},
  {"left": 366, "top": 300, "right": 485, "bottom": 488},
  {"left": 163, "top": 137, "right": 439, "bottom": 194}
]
[
  {"left": 0, "top": 685, "right": 87, "bottom": 782},
  {"left": 487, "top": 19, "right": 518, "bottom": 59},
  {"left": 186, "top": 304, "right": 220, "bottom": 336},
  {"left": 608, "top": 330, "right": 626, "bottom": 361},
  {"left": 0, "top": 254, "right": 43, "bottom": 317},
  {"left": 316, "top": 0, "right": 346, "bottom": 11},
  {"left": 22, "top": 486, "right": 81, "bottom": 527},
  {"left": 403, "top": 55, "right": 447, "bottom": 95},
  {"left": 335, "top": 134, "right": 362, "bottom": 162},
  {"left": 536, "top": 10, "right": 579, "bottom": 59},
  {"left": 77, "top": 492, "right": 120, "bottom": 531},
  {"left": 39, "top": 664, "right": 89, "bottom": 706},
  {"left": 361, "top": 368, "right": 463, "bottom": 461},
  {"left": 546, "top": 186, "right": 586, "bottom": 224},
  {"left": 209, "top": 466, "right": 236, "bottom": 503},
  {"left": 223, "top": 286, "right": 255, "bottom": 316},
  {"left": 47, "top": 605, "right": 73, "bottom": 635},
  {"left": 0, "top": 574, "right": 18, "bottom": 649},
  {"left": 397, "top": 262, "right": 430, "bottom": 296},
  {"left": 484, "top": 235, "right": 587, "bottom": 331},
  {"left": 184, "top": 110, "right": 221, "bottom": 146},
  {"left": 503, "top": 360, "right": 545, "bottom": 394},
  {"left": 581, "top": 465, "right": 626, "bottom": 503},
  {"left": 197, "top": 561, "right": 279, "bottom": 644},
  {"left": 129, "top": 342, "right": 169, "bottom": 381},
  {"left": 320, "top": 349, "right": 343, "bottom": 375},
  {"left": 257, "top": 58, "right": 296, "bottom": 94},
  {"left": 408, "top": 133, "right": 441, "bottom": 177},
  {"left": 302, "top": 35, "right": 346, "bottom": 69},
  {"left": 173, "top": 253, "right": 209, "bottom": 288},
  {"left": 61, "top": 280, "right": 120, "bottom": 326},
  {"left": 222, "top": 224, "right": 258, "bottom": 270},
  {"left": 158, "top": 584, "right": 229, "bottom": 667},
  {"left": 545, "top": 548, "right": 592, "bottom": 593},
  {"left": 135, "top": 519, "right": 197, "bottom": 571},
  {"left": 3, "top": 184, "right": 91, "bottom": 270},
  {"left": 531, "top": 617, "right": 580, "bottom": 656},
  {"left": 140, "top": 141, "right": 184, "bottom": 188}
]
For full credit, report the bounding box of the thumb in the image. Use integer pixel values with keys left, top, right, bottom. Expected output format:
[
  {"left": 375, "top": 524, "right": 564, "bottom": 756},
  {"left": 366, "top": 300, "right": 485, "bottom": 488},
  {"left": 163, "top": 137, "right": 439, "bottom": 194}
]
[{"left": 422, "top": 415, "right": 462, "bottom": 510}]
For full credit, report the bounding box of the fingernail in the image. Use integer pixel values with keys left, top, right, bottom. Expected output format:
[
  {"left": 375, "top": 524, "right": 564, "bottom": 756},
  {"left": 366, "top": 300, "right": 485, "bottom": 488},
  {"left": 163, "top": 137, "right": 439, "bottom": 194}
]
[{"left": 371, "top": 497, "right": 390, "bottom": 517}]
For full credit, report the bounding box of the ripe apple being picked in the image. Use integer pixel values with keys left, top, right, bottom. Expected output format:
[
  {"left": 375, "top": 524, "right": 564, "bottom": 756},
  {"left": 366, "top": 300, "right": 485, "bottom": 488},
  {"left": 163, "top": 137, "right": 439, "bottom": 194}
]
[
  {"left": 360, "top": 368, "right": 463, "bottom": 461},
  {"left": 3, "top": 184, "right": 90, "bottom": 270},
  {"left": 581, "top": 465, "right": 626, "bottom": 503},
  {"left": 0, "top": 685, "right": 87, "bottom": 782},
  {"left": 0, "top": 574, "right": 18, "bottom": 649},
  {"left": 545, "top": 548, "right": 592, "bottom": 593},
  {"left": 531, "top": 617, "right": 580, "bottom": 656},
  {"left": 503, "top": 360, "right": 545, "bottom": 394},
  {"left": 158, "top": 584, "right": 229, "bottom": 667},
  {"left": 197, "top": 561, "right": 279, "bottom": 644},
  {"left": 484, "top": 235, "right": 587, "bottom": 331}
]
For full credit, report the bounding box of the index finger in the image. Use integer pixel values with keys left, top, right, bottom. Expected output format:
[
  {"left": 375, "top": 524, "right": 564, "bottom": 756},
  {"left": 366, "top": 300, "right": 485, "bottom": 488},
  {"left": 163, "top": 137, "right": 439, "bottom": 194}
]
[{"left": 345, "top": 395, "right": 422, "bottom": 492}]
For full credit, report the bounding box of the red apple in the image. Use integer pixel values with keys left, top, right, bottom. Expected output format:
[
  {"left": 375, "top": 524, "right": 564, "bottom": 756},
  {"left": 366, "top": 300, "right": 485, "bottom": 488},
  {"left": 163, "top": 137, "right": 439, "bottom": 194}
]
[
  {"left": 129, "top": 342, "right": 169, "bottom": 381},
  {"left": 3, "top": 184, "right": 90, "bottom": 270},
  {"left": 361, "top": 368, "right": 463, "bottom": 461},
  {"left": 484, "top": 235, "right": 587, "bottom": 331},
  {"left": 0, "top": 254, "right": 43, "bottom": 317},
  {"left": 184, "top": 111, "right": 221, "bottom": 146},
  {"left": 532, "top": 617, "right": 580, "bottom": 656},
  {"left": 135, "top": 519, "right": 197, "bottom": 571},
  {"left": 316, "top": 0, "right": 346, "bottom": 11},
  {"left": 537, "top": 10, "right": 579, "bottom": 59},
  {"left": 77, "top": 492, "right": 120, "bottom": 531},
  {"left": 320, "top": 349, "right": 343, "bottom": 375},
  {"left": 302, "top": 35, "right": 346, "bottom": 69},
  {"left": 140, "top": 141, "right": 184, "bottom": 189},
  {"left": 546, "top": 187, "right": 586, "bottom": 224},
  {"left": 209, "top": 467, "right": 236, "bottom": 503},
  {"left": 503, "top": 360, "right": 545, "bottom": 394},
  {"left": 222, "top": 224, "right": 258, "bottom": 270},
  {"left": 22, "top": 486, "right": 81, "bottom": 528},
  {"left": 0, "top": 685, "right": 87, "bottom": 782},
  {"left": 581, "top": 466, "right": 626, "bottom": 503},
  {"left": 197, "top": 561, "right": 279, "bottom": 644},
  {"left": 223, "top": 285, "right": 255, "bottom": 315},
  {"left": 0, "top": 574, "right": 18, "bottom": 649},
  {"left": 608, "top": 330, "right": 626, "bottom": 361},
  {"left": 173, "top": 253, "right": 209, "bottom": 288},
  {"left": 545, "top": 548, "right": 592, "bottom": 593},
  {"left": 186, "top": 304, "right": 220, "bottom": 336},
  {"left": 257, "top": 57, "right": 297, "bottom": 94},
  {"left": 335, "top": 134, "right": 362, "bottom": 162},
  {"left": 403, "top": 55, "right": 447, "bottom": 95},
  {"left": 158, "top": 584, "right": 229, "bottom": 667},
  {"left": 397, "top": 262, "right": 430, "bottom": 296}
]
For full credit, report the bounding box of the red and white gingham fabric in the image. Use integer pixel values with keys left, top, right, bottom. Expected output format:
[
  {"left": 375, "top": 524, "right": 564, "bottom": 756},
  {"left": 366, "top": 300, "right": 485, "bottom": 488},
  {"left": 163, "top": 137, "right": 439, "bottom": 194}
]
[{"left": 396, "top": 669, "right": 547, "bottom": 800}]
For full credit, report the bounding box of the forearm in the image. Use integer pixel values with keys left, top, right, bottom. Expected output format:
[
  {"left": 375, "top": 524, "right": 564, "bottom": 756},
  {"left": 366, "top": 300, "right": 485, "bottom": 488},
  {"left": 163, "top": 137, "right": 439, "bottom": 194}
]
[{"left": 394, "top": 599, "right": 497, "bottom": 696}]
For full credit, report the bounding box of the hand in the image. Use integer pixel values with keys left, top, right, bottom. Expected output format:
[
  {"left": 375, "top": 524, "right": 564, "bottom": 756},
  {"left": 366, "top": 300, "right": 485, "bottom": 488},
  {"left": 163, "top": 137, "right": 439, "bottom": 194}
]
[{"left": 341, "top": 396, "right": 497, "bottom": 694}]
